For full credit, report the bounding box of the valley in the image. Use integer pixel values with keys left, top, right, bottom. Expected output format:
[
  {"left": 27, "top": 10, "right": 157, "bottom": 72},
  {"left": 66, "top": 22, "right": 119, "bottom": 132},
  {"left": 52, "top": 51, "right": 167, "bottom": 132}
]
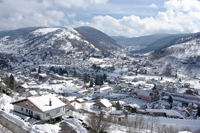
[{"left": 0, "top": 26, "right": 200, "bottom": 133}]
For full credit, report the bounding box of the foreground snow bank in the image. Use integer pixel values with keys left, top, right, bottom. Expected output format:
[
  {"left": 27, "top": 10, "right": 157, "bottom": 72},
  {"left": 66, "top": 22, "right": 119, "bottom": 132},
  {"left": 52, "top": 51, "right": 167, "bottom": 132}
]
[{"left": 64, "top": 118, "right": 87, "bottom": 133}]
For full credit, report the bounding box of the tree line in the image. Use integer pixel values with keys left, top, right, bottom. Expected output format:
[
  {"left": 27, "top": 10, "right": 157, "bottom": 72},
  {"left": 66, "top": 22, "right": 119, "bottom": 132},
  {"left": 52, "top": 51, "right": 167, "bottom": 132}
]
[{"left": 83, "top": 73, "right": 107, "bottom": 87}]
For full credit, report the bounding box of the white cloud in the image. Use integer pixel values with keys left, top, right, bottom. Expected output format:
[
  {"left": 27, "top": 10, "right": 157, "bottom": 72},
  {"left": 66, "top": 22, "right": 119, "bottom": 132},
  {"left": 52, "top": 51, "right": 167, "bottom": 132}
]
[
  {"left": 149, "top": 3, "right": 158, "bottom": 9},
  {"left": 67, "top": 13, "right": 76, "bottom": 18},
  {"left": 54, "top": 0, "right": 107, "bottom": 9},
  {"left": 164, "top": 0, "right": 200, "bottom": 12},
  {"left": 0, "top": 0, "right": 107, "bottom": 30},
  {"left": 73, "top": 0, "right": 200, "bottom": 37}
]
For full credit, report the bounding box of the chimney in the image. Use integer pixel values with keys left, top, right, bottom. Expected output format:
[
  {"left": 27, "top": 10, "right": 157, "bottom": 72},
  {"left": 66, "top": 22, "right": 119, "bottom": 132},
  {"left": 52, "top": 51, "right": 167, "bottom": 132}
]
[{"left": 49, "top": 98, "right": 52, "bottom": 106}]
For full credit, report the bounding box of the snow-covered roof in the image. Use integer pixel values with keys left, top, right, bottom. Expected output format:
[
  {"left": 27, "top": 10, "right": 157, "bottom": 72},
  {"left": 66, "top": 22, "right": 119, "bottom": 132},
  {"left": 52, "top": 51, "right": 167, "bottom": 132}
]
[
  {"left": 125, "top": 103, "right": 140, "bottom": 109},
  {"left": 21, "top": 83, "right": 29, "bottom": 88},
  {"left": 39, "top": 73, "right": 47, "bottom": 77},
  {"left": 28, "top": 90, "right": 38, "bottom": 95},
  {"left": 28, "top": 81, "right": 38, "bottom": 86},
  {"left": 110, "top": 110, "right": 123, "bottom": 115},
  {"left": 100, "top": 99, "right": 112, "bottom": 108},
  {"left": 145, "top": 109, "right": 184, "bottom": 118},
  {"left": 66, "top": 96, "right": 76, "bottom": 102},
  {"left": 100, "top": 86, "right": 112, "bottom": 91},
  {"left": 138, "top": 90, "right": 151, "bottom": 96},
  {"left": 28, "top": 94, "right": 65, "bottom": 112},
  {"left": 76, "top": 98, "right": 84, "bottom": 102}
]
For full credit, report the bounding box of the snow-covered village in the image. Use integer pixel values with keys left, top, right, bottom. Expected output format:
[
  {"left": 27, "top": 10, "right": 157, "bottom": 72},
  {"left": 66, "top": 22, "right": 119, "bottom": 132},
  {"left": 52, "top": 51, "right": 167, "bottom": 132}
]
[{"left": 1, "top": 0, "right": 200, "bottom": 133}]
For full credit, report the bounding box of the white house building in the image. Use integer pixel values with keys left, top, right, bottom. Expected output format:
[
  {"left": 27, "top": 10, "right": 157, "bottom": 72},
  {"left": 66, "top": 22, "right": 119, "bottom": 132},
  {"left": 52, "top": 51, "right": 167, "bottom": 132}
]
[
  {"left": 100, "top": 86, "right": 112, "bottom": 94},
  {"left": 11, "top": 94, "right": 66, "bottom": 123},
  {"left": 93, "top": 99, "right": 112, "bottom": 111}
]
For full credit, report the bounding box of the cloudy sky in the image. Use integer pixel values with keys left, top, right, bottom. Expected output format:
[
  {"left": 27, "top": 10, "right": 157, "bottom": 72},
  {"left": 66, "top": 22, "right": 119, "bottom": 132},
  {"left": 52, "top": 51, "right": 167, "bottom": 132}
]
[{"left": 0, "top": 0, "right": 200, "bottom": 37}]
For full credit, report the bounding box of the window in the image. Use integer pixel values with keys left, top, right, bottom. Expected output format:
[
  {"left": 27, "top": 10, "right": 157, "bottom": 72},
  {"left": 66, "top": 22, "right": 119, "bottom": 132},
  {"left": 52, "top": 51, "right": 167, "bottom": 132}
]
[
  {"left": 46, "top": 112, "right": 50, "bottom": 117},
  {"left": 26, "top": 109, "right": 28, "bottom": 113},
  {"left": 31, "top": 104, "right": 33, "bottom": 108},
  {"left": 21, "top": 107, "right": 23, "bottom": 111},
  {"left": 26, "top": 102, "right": 28, "bottom": 106}
]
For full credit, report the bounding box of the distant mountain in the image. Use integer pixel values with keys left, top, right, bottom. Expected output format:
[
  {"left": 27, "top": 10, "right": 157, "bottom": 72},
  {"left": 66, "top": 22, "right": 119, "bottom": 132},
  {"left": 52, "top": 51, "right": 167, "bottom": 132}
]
[
  {"left": 74, "top": 26, "right": 123, "bottom": 52},
  {"left": 131, "top": 33, "right": 190, "bottom": 54},
  {"left": 111, "top": 36, "right": 128, "bottom": 44},
  {"left": 146, "top": 32, "right": 200, "bottom": 77},
  {"left": 0, "top": 27, "right": 43, "bottom": 40},
  {"left": 112, "top": 33, "right": 170, "bottom": 50},
  {"left": 112, "top": 33, "right": 194, "bottom": 54}
]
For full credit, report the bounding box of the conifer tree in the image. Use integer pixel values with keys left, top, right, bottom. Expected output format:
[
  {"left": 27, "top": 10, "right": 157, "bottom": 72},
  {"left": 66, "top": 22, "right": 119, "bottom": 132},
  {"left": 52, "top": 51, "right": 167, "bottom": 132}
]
[
  {"left": 10, "top": 74, "right": 14, "bottom": 90},
  {"left": 74, "top": 69, "right": 77, "bottom": 77},
  {"left": 89, "top": 80, "right": 93, "bottom": 87},
  {"left": 95, "top": 75, "right": 99, "bottom": 85},
  {"left": 116, "top": 101, "right": 122, "bottom": 110},
  {"left": 83, "top": 73, "right": 88, "bottom": 83},
  {"left": 100, "top": 75, "right": 103, "bottom": 86},
  {"left": 38, "top": 66, "right": 41, "bottom": 73},
  {"left": 103, "top": 73, "right": 107, "bottom": 81}
]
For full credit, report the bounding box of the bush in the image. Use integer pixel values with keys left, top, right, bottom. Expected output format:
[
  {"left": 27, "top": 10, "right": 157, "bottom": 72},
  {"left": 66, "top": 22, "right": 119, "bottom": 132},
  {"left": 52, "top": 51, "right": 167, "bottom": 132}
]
[{"left": 35, "top": 114, "right": 40, "bottom": 120}]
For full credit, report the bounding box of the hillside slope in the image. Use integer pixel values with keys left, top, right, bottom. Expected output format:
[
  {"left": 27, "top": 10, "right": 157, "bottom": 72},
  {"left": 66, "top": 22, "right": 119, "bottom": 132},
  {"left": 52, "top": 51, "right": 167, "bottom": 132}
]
[
  {"left": 75, "top": 26, "right": 123, "bottom": 52},
  {"left": 145, "top": 33, "right": 200, "bottom": 78}
]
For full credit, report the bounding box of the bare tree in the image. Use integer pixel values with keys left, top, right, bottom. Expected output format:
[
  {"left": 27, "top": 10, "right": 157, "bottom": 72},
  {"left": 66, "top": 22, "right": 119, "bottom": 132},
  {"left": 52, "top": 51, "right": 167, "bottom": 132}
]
[
  {"left": 167, "top": 125, "right": 179, "bottom": 133},
  {"left": 137, "top": 115, "right": 145, "bottom": 131},
  {"left": 155, "top": 123, "right": 167, "bottom": 133},
  {"left": 148, "top": 116, "right": 159, "bottom": 133},
  {"left": 86, "top": 111, "right": 111, "bottom": 133},
  {"left": 180, "top": 126, "right": 191, "bottom": 132},
  {"left": 126, "top": 114, "right": 145, "bottom": 132}
]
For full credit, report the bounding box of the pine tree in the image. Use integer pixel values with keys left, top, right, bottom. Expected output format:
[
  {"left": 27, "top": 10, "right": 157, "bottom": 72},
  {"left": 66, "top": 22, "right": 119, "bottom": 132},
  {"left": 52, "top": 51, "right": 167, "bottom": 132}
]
[
  {"left": 9, "top": 74, "right": 14, "bottom": 90},
  {"left": 168, "top": 95, "right": 173, "bottom": 109},
  {"left": 4, "top": 74, "right": 9, "bottom": 87},
  {"left": 74, "top": 69, "right": 77, "bottom": 77},
  {"left": 103, "top": 73, "right": 107, "bottom": 81},
  {"left": 58, "top": 68, "right": 63, "bottom": 75},
  {"left": 100, "top": 75, "right": 103, "bottom": 86},
  {"left": 83, "top": 73, "right": 88, "bottom": 83},
  {"left": 168, "top": 95, "right": 173, "bottom": 103},
  {"left": 116, "top": 101, "right": 122, "bottom": 110},
  {"left": 89, "top": 80, "right": 93, "bottom": 87},
  {"left": 38, "top": 66, "right": 41, "bottom": 73},
  {"left": 95, "top": 75, "right": 99, "bottom": 85},
  {"left": 175, "top": 73, "right": 178, "bottom": 78},
  {"left": 87, "top": 74, "right": 90, "bottom": 83}
]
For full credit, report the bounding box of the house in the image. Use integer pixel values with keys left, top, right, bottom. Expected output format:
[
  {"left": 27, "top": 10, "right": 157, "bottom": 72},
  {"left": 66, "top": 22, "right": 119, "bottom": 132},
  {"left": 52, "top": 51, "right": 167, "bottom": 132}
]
[
  {"left": 100, "top": 86, "right": 112, "bottom": 94},
  {"left": 87, "top": 87, "right": 94, "bottom": 94},
  {"left": 136, "top": 85, "right": 158, "bottom": 102},
  {"left": 75, "top": 98, "right": 84, "bottom": 103},
  {"left": 93, "top": 99, "right": 112, "bottom": 111},
  {"left": 26, "top": 90, "right": 38, "bottom": 97},
  {"left": 166, "top": 85, "right": 177, "bottom": 93},
  {"left": 185, "top": 89, "right": 195, "bottom": 95},
  {"left": 15, "top": 83, "right": 29, "bottom": 93},
  {"left": 77, "top": 90, "right": 89, "bottom": 96},
  {"left": 65, "top": 96, "right": 76, "bottom": 103},
  {"left": 39, "top": 73, "right": 48, "bottom": 82},
  {"left": 11, "top": 94, "right": 66, "bottom": 123},
  {"left": 136, "top": 90, "right": 154, "bottom": 102},
  {"left": 29, "top": 86, "right": 40, "bottom": 93},
  {"left": 124, "top": 104, "right": 140, "bottom": 112}
]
